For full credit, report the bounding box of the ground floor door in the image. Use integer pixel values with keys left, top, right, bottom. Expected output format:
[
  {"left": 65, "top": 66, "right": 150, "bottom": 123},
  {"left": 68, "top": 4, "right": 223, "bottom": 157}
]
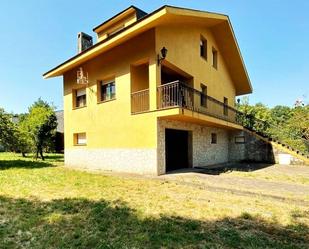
[{"left": 165, "top": 128, "right": 191, "bottom": 172}]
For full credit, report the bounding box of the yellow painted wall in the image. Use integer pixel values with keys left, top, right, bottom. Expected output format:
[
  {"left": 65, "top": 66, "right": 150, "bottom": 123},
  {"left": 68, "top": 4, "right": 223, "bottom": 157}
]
[
  {"left": 63, "top": 23, "right": 240, "bottom": 150},
  {"left": 156, "top": 24, "right": 236, "bottom": 106},
  {"left": 131, "top": 64, "right": 149, "bottom": 92},
  {"left": 64, "top": 29, "right": 159, "bottom": 149}
]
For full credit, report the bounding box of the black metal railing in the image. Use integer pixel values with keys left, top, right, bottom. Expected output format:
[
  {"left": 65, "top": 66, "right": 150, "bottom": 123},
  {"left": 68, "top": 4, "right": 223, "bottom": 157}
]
[
  {"left": 131, "top": 89, "right": 149, "bottom": 113},
  {"left": 157, "top": 81, "right": 238, "bottom": 124}
]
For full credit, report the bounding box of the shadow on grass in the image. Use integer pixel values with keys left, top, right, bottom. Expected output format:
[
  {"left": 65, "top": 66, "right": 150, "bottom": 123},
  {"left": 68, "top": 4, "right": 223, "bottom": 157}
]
[
  {"left": 44, "top": 154, "right": 64, "bottom": 163},
  {"left": 0, "top": 160, "right": 54, "bottom": 170},
  {"left": 0, "top": 196, "right": 308, "bottom": 248}
]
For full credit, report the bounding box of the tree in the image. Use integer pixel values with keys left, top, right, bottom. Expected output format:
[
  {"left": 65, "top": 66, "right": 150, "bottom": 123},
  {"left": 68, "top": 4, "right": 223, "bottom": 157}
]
[
  {"left": 270, "top": 105, "right": 292, "bottom": 125},
  {"left": 285, "top": 105, "right": 309, "bottom": 152},
  {"left": 236, "top": 97, "right": 271, "bottom": 134},
  {"left": 0, "top": 108, "right": 16, "bottom": 150},
  {"left": 16, "top": 115, "right": 32, "bottom": 156},
  {"left": 21, "top": 99, "right": 57, "bottom": 160}
]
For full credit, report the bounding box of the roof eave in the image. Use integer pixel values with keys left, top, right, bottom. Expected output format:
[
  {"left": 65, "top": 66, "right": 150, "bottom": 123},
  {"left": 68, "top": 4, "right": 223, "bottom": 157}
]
[
  {"left": 225, "top": 17, "right": 253, "bottom": 94},
  {"left": 43, "top": 6, "right": 168, "bottom": 79},
  {"left": 43, "top": 5, "right": 252, "bottom": 95}
]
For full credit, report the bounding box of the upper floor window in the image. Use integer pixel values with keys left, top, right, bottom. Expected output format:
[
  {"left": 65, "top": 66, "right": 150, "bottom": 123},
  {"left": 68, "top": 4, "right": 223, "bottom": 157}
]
[
  {"left": 74, "top": 88, "right": 86, "bottom": 108},
  {"left": 223, "top": 97, "right": 228, "bottom": 116},
  {"left": 200, "top": 84, "right": 207, "bottom": 107},
  {"left": 212, "top": 47, "right": 218, "bottom": 69},
  {"left": 98, "top": 79, "right": 116, "bottom": 102},
  {"left": 200, "top": 36, "right": 207, "bottom": 60}
]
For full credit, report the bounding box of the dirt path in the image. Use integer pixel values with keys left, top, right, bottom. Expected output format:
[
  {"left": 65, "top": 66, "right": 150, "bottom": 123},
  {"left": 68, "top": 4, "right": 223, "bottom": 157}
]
[
  {"left": 73, "top": 164, "right": 309, "bottom": 205},
  {"left": 160, "top": 165, "right": 309, "bottom": 205},
  {"left": 162, "top": 177, "right": 309, "bottom": 206},
  {"left": 163, "top": 172, "right": 309, "bottom": 195}
]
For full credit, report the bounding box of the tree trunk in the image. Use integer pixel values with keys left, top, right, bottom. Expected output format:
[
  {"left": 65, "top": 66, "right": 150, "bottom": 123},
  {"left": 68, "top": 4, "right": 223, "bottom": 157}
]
[
  {"left": 40, "top": 149, "right": 44, "bottom": 161},
  {"left": 21, "top": 152, "right": 26, "bottom": 157}
]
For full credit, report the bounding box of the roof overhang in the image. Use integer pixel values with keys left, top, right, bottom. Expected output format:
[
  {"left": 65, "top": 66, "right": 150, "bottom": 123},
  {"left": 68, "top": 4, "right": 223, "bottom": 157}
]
[
  {"left": 43, "top": 6, "right": 168, "bottom": 79},
  {"left": 43, "top": 5, "right": 252, "bottom": 95},
  {"left": 93, "top": 5, "right": 147, "bottom": 34}
]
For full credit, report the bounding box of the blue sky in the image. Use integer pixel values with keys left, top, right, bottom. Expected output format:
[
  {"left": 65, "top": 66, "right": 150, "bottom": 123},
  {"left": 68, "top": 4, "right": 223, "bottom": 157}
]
[{"left": 0, "top": 0, "right": 308, "bottom": 113}]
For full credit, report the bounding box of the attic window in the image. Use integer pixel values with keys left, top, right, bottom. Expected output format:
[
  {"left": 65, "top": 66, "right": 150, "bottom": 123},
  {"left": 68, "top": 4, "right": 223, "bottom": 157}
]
[
  {"left": 212, "top": 48, "right": 218, "bottom": 69},
  {"left": 200, "top": 36, "right": 207, "bottom": 60}
]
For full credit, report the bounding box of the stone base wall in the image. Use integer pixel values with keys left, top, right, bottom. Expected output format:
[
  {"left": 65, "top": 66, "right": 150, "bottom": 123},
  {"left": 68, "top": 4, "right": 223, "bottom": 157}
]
[
  {"left": 65, "top": 148, "right": 157, "bottom": 175},
  {"left": 228, "top": 130, "right": 275, "bottom": 163},
  {"left": 228, "top": 130, "right": 246, "bottom": 162},
  {"left": 157, "top": 120, "right": 230, "bottom": 175},
  {"left": 228, "top": 130, "right": 308, "bottom": 165}
]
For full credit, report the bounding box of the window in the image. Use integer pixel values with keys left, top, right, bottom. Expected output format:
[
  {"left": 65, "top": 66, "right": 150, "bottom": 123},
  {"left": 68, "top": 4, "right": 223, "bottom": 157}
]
[
  {"left": 74, "top": 133, "right": 87, "bottom": 145},
  {"left": 75, "top": 88, "right": 86, "bottom": 108},
  {"left": 223, "top": 97, "right": 228, "bottom": 116},
  {"left": 235, "top": 136, "right": 245, "bottom": 144},
  {"left": 212, "top": 48, "right": 218, "bottom": 69},
  {"left": 200, "top": 36, "right": 207, "bottom": 60},
  {"left": 99, "top": 80, "right": 116, "bottom": 102},
  {"left": 200, "top": 84, "right": 207, "bottom": 107},
  {"left": 211, "top": 133, "right": 217, "bottom": 144}
]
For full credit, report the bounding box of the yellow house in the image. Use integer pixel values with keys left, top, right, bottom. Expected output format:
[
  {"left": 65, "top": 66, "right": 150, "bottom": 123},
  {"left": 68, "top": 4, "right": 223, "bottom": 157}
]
[{"left": 43, "top": 5, "right": 253, "bottom": 175}]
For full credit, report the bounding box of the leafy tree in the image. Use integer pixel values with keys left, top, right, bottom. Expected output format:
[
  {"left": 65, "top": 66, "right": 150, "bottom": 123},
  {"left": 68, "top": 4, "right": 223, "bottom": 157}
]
[
  {"left": 16, "top": 115, "right": 32, "bottom": 156},
  {"left": 0, "top": 108, "right": 16, "bottom": 150},
  {"left": 284, "top": 105, "right": 309, "bottom": 152},
  {"left": 20, "top": 99, "right": 57, "bottom": 160},
  {"left": 236, "top": 97, "right": 271, "bottom": 134},
  {"left": 270, "top": 105, "right": 292, "bottom": 125}
]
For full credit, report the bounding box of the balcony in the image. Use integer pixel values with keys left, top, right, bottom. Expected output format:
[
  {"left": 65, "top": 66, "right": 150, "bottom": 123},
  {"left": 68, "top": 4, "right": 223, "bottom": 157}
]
[
  {"left": 131, "top": 89, "right": 149, "bottom": 113},
  {"left": 131, "top": 80, "right": 241, "bottom": 126},
  {"left": 157, "top": 81, "right": 238, "bottom": 124}
]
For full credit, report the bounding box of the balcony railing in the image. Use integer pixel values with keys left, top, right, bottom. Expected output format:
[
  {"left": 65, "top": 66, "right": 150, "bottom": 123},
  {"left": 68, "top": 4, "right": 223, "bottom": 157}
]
[
  {"left": 157, "top": 81, "right": 239, "bottom": 124},
  {"left": 131, "top": 89, "right": 149, "bottom": 113}
]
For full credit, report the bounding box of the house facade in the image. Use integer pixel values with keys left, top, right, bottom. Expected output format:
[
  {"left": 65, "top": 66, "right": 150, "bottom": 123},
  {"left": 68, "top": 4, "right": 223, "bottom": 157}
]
[{"left": 44, "top": 5, "right": 254, "bottom": 175}]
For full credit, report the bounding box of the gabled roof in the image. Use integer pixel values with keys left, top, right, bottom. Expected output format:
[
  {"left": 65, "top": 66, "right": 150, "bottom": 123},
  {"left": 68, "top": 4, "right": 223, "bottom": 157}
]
[
  {"left": 93, "top": 5, "right": 147, "bottom": 33},
  {"left": 43, "top": 5, "right": 252, "bottom": 95}
]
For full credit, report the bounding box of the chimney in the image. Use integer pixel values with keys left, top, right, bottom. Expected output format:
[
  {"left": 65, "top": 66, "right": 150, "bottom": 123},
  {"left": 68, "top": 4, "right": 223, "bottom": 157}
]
[{"left": 77, "top": 32, "right": 93, "bottom": 53}]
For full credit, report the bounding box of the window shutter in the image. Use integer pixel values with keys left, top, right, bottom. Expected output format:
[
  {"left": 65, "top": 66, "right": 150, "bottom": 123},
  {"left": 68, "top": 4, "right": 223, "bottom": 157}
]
[{"left": 76, "top": 88, "right": 86, "bottom": 97}]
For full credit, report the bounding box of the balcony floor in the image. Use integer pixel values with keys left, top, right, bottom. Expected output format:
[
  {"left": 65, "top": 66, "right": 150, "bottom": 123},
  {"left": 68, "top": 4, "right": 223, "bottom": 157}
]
[{"left": 157, "top": 107, "right": 244, "bottom": 130}]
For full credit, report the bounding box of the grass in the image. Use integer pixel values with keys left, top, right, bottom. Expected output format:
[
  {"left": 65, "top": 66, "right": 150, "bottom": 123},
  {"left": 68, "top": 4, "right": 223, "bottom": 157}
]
[{"left": 0, "top": 153, "right": 309, "bottom": 248}]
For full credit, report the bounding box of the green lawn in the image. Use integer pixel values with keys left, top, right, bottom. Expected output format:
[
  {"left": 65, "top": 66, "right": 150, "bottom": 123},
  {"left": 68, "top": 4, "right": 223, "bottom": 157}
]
[{"left": 0, "top": 153, "right": 308, "bottom": 248}]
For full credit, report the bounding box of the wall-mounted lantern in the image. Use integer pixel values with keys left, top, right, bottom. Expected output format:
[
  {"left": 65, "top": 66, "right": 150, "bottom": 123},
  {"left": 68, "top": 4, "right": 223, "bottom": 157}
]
[{"left": 157, "top": 47, "right": 168, "bottom": 66}]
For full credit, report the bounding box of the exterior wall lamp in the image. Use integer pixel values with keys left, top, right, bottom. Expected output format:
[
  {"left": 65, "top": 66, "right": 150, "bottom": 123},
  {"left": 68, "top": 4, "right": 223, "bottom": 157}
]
[{"left": 157, "top": 47, "right": 168, "bottom": 66}]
